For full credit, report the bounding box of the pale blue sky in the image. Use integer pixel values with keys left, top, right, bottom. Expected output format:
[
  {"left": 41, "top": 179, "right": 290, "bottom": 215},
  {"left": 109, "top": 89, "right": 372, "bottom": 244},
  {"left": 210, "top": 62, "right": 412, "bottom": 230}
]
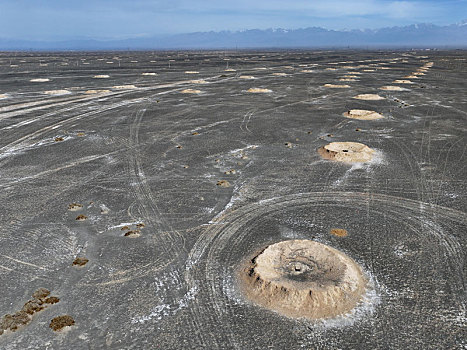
[{"left": 0, "top": 0, "right": 465, "bottom": 40}]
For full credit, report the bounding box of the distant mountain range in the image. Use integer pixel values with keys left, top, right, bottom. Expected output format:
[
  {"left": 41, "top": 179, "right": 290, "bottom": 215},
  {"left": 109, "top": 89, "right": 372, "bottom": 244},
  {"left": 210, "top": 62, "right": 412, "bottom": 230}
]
[{"left": 1, "top": 22, "right": 467, "bottom": 50}]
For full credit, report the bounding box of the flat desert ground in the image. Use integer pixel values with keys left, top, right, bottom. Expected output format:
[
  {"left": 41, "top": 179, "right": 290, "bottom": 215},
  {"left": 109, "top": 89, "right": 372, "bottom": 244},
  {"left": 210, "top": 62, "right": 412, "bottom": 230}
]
[{"left": 0, "top": 50, "right": 466, "bottom": 349}]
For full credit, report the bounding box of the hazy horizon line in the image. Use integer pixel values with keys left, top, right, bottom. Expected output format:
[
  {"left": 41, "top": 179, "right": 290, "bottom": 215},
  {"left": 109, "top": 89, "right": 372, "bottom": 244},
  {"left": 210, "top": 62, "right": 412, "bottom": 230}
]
[{"left": 1, "top": 19, "right": 466, "bottom": 42}]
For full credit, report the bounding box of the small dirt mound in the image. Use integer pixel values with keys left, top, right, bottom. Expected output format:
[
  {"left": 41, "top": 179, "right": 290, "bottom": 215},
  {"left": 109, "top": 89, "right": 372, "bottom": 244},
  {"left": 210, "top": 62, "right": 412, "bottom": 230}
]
[
  {"left": 353, "top": 94, "right": 385, "bottom": 100},
  {"left": 75, "top": 214, "right": 88, "bottom": 221},
  {"left": 181, "top": 89, "right": 201, "bottom": 94},
  {"left": 343, "top": 109, "right": 383, "bottom": 120},
  {"left": 247, "top": 88, "right": 272, "bottom": 93},
  {"left": 72, "top": 257, "right": 89, "bottom": 267},
  {"left": 44, "top": 90, "right": 71, "bottom": 95},
  {"left": 379, "top": 86, "right": 405, "bottom": 91},
  {"left": 49, "top": 315, "right": 75, "bottom": 332},
  {"left": 318, "top": 142, "right": 375, "bottom": 163},
  {"left": 93, "top": 75, "right": 109, "bottom": 79},
  {"left": 30, "top": 78, "right": 50, "bottom": 83},
  {"left": 112, "top": 85, "right": 137, "bottom": 89},
  {"left": 216, "top": 180, "right": 231, "bottom": 187},
  {"left": 330, "top": 228, "right": 348, "bottom": 237},
  {"left": 84, "top": 90, "right": 111, "bottom": 94},
  {"left": 68, "top": 203, "right": 83, "bottom": 211},
  {"left": 124, "top": 230, "right": 141, "bottom": 238},
  {"left": 323, "top": 84, "right": 350, "bottom": 88}
]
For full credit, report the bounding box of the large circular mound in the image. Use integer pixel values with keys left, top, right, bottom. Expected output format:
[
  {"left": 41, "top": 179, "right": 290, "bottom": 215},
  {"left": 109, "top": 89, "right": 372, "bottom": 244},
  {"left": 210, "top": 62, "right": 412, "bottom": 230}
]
[
  {"left": 242, "top": 240, "right": 366, "bottom": 319},
  {"left": 343, "top": 109, "right": 383, "bottom": 120},
  {"left": 318, "top": 142, "right": 375, "bottom": 163}
]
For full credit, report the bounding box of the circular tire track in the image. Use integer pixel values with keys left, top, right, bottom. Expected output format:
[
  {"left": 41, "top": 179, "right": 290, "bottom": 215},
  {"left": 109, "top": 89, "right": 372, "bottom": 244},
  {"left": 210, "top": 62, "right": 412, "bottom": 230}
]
[{"left": 186, "top": 191, "right": 466, "bottom": 348}]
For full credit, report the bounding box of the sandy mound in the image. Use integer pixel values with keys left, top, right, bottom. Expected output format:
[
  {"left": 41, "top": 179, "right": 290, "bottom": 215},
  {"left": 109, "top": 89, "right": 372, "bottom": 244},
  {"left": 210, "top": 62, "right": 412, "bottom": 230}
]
[
  {"left": 272, "top": 73, "right": 287, "bottom": 76},
  {"left": 413, "top": 72, "right": 425, "bottom": 76},
  {"left": 43, "top": 90, "right": 71, "bottom": 95},
  {"left": 93, "top": 75, "right": 109, "bottom": 79},
  {"left": 239, "top": 76, "right": 255, "bottom": 80},
  {"left": 300, "top": 70, "right": 314, "bottom": 73},
  {"left": 185, "top": 71, "right": 199, "bottom": 74},
  {"left": 393, "top": 80, "right": 413, "bottom": 84},
  {"left": 247, "top": 88, "right": 272, "bottom": 93},
  {"left": 112, "top": 85, "right": 137, "bottom": 89},
  {"left": 0, "top": 94, "right": 8, "bottom": 99},
  {"left": 342, "top": 75, "right": 358, "bottom": 78},
  {"left": 379, "top": 86, "right": 406, "bottom": 91},
  {"left": 241, "top": 240, "right": 366, "bottom": 319},
  {"left": 318, "top": 142, "right": 375, "bottom": 162},
  {"left": 363, "top": 69, "right": 376, "bottom": 72},
  {"left": 339, "top": 78, "right": 356, "bottom": 82},
  {"left": 224, "top": 68, "right": 236, "bottom": 72},
  {"left": 323, "top": 84, "right": 350, "bottom": 88},
  {"left": 181, "top": 89, "right": 201, "bottom": 94},
  {"left": 404, "top": 75, "right": 418, "bottom": 79},
  {"left": 84, "top": 89, "right": 111, "bottom": 94},
  {"left": 142, "top": 72, "right": 157, "bottom": 76},
  {"left": 30, "top": 78, "right": 50, "bottom": 83},
  {"left": 353, "top": 94, "right": 385, "bottom": 101},
  {"left": 343, "top": 109, "right": 384, "bottom": 120}
]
